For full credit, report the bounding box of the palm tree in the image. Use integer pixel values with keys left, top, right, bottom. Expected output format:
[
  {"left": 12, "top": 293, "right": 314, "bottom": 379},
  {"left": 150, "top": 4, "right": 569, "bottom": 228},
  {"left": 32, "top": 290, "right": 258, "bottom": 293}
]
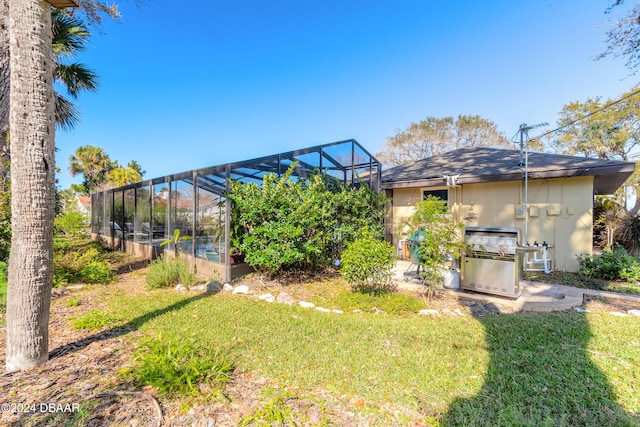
[
  {"left": 6, "top": 0, "right": 56, "bottom": 372},
  {"left": 52, "top": 8, "right": 98, "bottom": 130},
  {"left": 68, "top": 145, "right": 116, "bottom": 194},
  {"left": 0, "top": 7, "right": 98, "bottom": 142},
  {"left": 3, "top": 0, "right": 116, "bottom": 373}
]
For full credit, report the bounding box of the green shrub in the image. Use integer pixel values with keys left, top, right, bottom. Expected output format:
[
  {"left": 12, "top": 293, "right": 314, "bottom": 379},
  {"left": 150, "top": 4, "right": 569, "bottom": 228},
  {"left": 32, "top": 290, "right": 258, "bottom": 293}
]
[
  {"left": 340, "top": 230, "right": 396, "bottom": 292},
  {"left": 66, "top": 297, "right": 81, "bottom": 307},
  {"left": 126, "top": 336, "right": 234, "bottom": 397},
  {"left": 78, "top": 260, "right": 113, "bottom": 284},
  {"left": 72, "top": 309, "right": 118, "bottom": 330},
  {"left": 146, "top": 256, "right": 197, "bottom": 289},
  {"left": 54, "top": 210, "right": 88, "bottom": 237},
  {"left": 53, "top": 237, "right": 72, "bottom": 252},
  {"left": 0, "top": 261, "right": 7, "bottom": 313},
  {"left": 578, "top": 245, "right": 640, "bottom": 282},
  {"left": 229, "top": 164, "right": 386, "bottom": 276},
  {"left": 54, "top": 246, "right": 114, "bottom": 286},
  {"left": 402, "top": 196, "right": 465, "bottom": 289},
  {"left": 0, "top": 176, "right": 10, "bottom": 261}
]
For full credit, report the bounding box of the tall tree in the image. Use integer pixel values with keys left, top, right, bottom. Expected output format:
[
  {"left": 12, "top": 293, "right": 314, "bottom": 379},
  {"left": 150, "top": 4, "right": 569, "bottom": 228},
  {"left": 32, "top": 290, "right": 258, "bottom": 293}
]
[
  {"left": 598, "top": 1, "right": 640, "bottom": 74},
  {"left": 3, "top": 0, "right": 119, "bottom": 373},
  {"left": 107, "top": 164, "right": 142, "bottom": 187},
  {"left": 6, "top": 0, "right": 56, "bottom": 372},
  {"left": 127, "top": 159, "right": 145, "bottom": 177},
  {"left": 376, "top": 115, "right": 510, "bottom": 167},
  {"left": 68, "top": 145, "right": 116, "bottom": 194},
  {"left": 550, "top": 85, "right": 640, "bottom": 214}
]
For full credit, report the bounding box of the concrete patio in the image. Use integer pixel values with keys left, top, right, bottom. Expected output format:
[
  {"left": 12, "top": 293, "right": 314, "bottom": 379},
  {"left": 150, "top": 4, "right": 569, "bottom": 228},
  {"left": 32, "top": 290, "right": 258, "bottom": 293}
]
[{"left": 392, "top": 260, "right": 640, "bottom": 313}]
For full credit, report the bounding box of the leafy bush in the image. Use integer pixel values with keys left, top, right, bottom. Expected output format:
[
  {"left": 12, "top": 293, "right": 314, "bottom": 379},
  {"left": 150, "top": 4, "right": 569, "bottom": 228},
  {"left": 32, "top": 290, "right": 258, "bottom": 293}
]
[
  {"left": 53, "top": 237, "right": 72, "bottom": 252},
  {"left": 146, "top": 256, "right": 197, "bottom": 289},
  {"left": 403, "top": 196, "right": 465, "bottom": 288},
  {"left": 578, "top": 245, "right": 640, "bottom": 282},
  {"left": 340, "top": 230, "right": 396, "bottom": 292},
  {"left": 229, "top": 165, "right": 386, "bottom": 276},
  {"left": 72, "top": 309, "right": 118, "bottom": 330},
  {"left": 54, "top": 246, "right": 114, "bottom": 286},
  {"left": 126, "top": 336, "right": 234, "bottom": 397},
  {"left": 78, "top": 260, "right": 113, "bottom": 284},
  {"left": 54, "top": 211, "right": 89, "bottom": 237},
  {"left": 0, "top": 261, "right": 7, "bottom": 313},
  {"left": 66, "top": 297, "right": 81, "bottom": 307}
]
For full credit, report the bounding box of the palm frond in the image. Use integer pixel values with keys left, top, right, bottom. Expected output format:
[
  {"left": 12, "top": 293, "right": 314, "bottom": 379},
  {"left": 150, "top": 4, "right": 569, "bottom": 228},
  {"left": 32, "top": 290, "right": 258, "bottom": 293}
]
[
  {"left": 54, "top": 63, "right": 98, "bottom": 98},
  {"left": 52, "top": 9, "right": 91, "bottom": 58},
  {"left": 55, "top": 93, "right": 80, "bottom": 131}
]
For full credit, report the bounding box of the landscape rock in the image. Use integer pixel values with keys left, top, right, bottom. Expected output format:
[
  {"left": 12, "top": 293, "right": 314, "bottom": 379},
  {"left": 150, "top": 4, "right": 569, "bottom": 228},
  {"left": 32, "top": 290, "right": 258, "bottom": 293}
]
[
  {"left": 232, "top": 285, "right": 250, "bottom": 295},
  {"left": 609, "top": 311, "right": 628, "bottom": 317},
  {"left": 332, "top": 309, "right": 343, "bottom": 314},
  {"left": 315, "top": 307, "right": 331, "bottom": 313},
  {"left": 628, "top": 309, "right": 640, "bottom": 317},
  {"left": 442, "top": 309, "right": 457, "bottom": 316},
  {"left": 258, "top": 293, "right": 275, "bottom": 303},
  {"left": 453, "top": 308, "right": 465, "bottom": 316},
  {"left": 418, "top": 309, "right": 440, "bottom": 316},
  {"left": 206, "top": 281, "right": 223, "bottom": 293},
  {"left": 51, "top": 287, "right": 70, "bottom": 298},
  {"left": 276, "top": 292, "right": 295, "bottom": 305},
  {"left": 573, "top": 307, "right": 589, "bottom": 313},
  {"left": 222, "top": 283, "right": 233, "bottom": 292},
  {"left": 299, "top": 301, "right": 315, "bottom": 309},
  {"left": 175, "top": 284, "right": 186, "bottom": 291}
]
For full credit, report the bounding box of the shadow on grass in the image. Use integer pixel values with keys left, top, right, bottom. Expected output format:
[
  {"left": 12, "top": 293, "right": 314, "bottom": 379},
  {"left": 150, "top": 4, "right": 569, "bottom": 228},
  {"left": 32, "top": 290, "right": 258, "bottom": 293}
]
[
  {"left": 48, "top": 291, "right": 213, "bottom": 360},
  {"left": 442, "top": 311, "right": 639, "bottom": 426}
]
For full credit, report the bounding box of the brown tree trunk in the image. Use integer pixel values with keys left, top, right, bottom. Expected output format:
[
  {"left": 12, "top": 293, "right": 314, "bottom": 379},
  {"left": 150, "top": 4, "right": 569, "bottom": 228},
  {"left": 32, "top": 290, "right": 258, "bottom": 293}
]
[{"left": 5, "top": 0, "right": 55, "bottom": 373}]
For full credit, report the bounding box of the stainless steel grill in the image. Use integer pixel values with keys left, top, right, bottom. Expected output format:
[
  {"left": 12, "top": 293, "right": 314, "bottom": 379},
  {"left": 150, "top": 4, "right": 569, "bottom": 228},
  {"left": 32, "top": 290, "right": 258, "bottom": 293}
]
[{"left": 461, "top": 226, "right": 524, "bottom": 298}]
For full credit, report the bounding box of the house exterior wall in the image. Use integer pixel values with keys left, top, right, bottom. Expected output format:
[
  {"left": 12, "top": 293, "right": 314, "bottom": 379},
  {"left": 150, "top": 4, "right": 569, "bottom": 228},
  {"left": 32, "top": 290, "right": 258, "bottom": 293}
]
[{"left": 388, "top": 176, "right": 594, "bottom": 272}]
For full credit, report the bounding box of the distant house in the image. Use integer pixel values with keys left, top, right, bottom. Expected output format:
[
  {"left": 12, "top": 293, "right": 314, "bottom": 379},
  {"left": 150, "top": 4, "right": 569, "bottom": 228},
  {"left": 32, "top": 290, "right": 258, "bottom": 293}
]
[
  {"left": 382, "top": 147, "right": 635, "bottom": 272},
  {"left": 75, "top": 195, "right": 91, "bottom": 216},
  {"left": 62, "top": 194, "right": 91, "bottom": 217}
]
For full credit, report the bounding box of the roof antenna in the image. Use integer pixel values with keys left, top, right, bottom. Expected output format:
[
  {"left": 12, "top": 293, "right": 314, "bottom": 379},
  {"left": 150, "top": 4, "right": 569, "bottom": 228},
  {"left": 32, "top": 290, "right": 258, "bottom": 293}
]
[
  {"left": 517, "top": 123, "right": 547, "bottom": 166},
  {"left": 516, "top": 122, "right": 547, "bottom": 245}
]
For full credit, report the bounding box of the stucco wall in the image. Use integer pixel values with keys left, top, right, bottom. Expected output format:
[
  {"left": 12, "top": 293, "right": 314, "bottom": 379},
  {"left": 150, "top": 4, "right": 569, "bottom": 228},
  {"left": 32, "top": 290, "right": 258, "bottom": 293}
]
[{"left": 389, "top": 176, "right": 594, "bottom": 272}]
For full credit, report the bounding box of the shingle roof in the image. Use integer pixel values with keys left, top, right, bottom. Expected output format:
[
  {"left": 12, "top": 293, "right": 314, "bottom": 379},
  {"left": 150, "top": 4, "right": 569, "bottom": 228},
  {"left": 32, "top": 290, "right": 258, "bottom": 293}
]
[{"left": 381, "top": 147, "right": 636, "bottom": 194}]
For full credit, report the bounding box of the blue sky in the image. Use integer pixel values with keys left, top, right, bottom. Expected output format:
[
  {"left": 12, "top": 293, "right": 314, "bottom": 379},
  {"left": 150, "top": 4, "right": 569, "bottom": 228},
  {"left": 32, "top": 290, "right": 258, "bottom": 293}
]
[{"left": 55, "top": 0, "right": 638, "bottom": 190}]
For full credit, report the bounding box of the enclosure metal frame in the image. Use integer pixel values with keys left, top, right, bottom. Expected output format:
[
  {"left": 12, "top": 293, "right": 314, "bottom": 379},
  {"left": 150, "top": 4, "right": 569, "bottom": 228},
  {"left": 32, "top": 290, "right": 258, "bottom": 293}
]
[{"left": 90, "top": 139, "right": 382, "bottom": 282}]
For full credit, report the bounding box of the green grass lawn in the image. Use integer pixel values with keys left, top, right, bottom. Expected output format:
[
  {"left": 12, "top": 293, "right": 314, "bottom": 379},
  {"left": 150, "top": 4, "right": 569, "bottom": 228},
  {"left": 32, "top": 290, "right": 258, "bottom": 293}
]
[{"left": 109, "top": 287, "right": 640, "bottom": 426}]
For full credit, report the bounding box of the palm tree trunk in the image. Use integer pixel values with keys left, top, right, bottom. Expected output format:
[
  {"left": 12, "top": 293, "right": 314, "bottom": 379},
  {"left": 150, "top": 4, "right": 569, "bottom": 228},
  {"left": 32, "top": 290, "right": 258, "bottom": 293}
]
[
  {"left": 1, "top": 0, "right": 9, "bottom": 152},
  {"left": 5, "top": 0, "right": 56, "bottom": 373}
]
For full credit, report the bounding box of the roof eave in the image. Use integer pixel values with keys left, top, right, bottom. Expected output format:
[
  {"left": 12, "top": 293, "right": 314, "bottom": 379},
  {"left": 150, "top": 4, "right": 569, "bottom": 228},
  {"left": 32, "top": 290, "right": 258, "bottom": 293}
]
[{"left": 382, "top": 163, "right": 636, "bottom": 193}]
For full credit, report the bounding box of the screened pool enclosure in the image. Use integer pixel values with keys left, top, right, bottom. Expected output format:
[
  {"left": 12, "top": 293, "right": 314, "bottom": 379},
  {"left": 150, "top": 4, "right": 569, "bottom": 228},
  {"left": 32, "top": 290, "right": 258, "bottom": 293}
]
[{"left": 91, "top": 140, "right": 382, "bottom": 281}]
